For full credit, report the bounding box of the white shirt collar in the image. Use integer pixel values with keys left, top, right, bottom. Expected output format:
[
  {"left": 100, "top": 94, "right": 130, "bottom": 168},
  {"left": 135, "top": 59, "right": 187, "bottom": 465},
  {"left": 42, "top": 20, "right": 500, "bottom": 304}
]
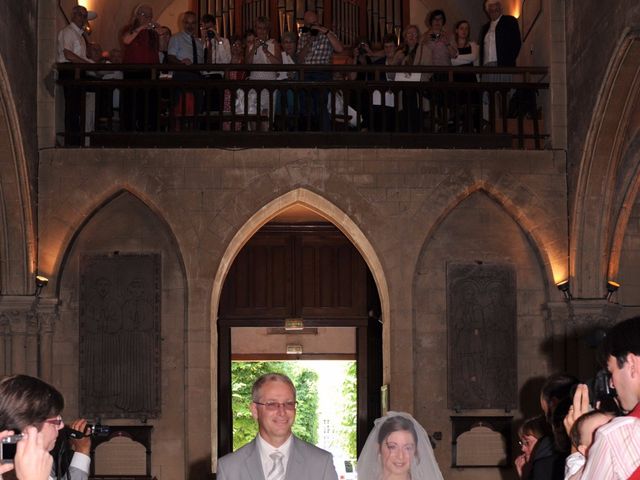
[{"left": 257, "top": 433, "right": 293, "bottom": 478}]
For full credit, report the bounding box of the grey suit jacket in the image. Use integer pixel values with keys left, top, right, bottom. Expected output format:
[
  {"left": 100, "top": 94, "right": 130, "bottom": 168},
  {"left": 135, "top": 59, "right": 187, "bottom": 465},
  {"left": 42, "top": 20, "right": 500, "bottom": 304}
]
[{"left": 217, "top": 435, "right": 338, "bottom": 480}]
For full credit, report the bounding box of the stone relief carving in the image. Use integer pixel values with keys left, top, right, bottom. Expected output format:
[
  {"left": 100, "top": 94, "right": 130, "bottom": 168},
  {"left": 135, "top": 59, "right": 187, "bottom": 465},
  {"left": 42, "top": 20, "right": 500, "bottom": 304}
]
[
  {"left": 80, "top": 254, "right": 161, "bottom": 419},
  {"left": 448, "top": 263, "right": 517, "bottom": 410}
]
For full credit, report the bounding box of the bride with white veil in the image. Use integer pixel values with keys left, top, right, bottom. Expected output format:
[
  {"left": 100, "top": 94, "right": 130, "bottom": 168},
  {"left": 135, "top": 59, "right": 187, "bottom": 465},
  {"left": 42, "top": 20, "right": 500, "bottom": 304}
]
[{"left": 357, "top": 411, "right": 444, "bottom": 479}]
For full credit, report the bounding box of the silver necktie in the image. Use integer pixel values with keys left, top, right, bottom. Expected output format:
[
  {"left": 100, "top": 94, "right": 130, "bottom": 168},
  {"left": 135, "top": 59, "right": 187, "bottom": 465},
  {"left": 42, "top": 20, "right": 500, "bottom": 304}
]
[{"left": 267, "top": 451, "right": 285, "bottom": 480}]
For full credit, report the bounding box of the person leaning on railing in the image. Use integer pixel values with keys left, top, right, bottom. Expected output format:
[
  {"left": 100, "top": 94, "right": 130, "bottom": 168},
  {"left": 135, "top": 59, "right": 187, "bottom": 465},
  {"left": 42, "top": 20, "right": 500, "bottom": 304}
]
[
  {"left": 120, "top": 4, "right": 160, "bottom": 132},
  {"left": 273, "top": 31, "right": 298, "bottom": 131},
  {"left": 451, "top": 20, "right": 481, "bottom": 132},
  {"left": 395, "top": 24, "right": 431, "bottom": 133},
  {"left": 244, "top": 16, "right": 281, "bottom": 131},
  {"left": 57, "top": 5, "right": 94, "bottom": 146},
  {"left": 296, "top": 10, "right": 344, "bottom": 131},
  {"left": 222, "top": 35, "right": 247, "bottom": 132},
  {"left": 371, "top": 34, "right": 400, "bottom": 132}
]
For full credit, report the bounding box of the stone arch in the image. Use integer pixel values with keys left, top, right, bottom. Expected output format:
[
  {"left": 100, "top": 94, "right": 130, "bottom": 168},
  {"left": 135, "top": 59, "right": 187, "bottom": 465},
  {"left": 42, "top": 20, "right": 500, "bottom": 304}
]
[
  {"left": 411, "top": 186, "right": 554, "bottom": 462},
  {"left": 608, "top": 136, "right": 640, "bottom": 281},
  {"left": 209, "top": 187, "right": 391, "bottom": 456},
  {"left": 54, "top": 188, "right": 187, "bottom": 298},
  {"left": 0, "top": 54, "right": 35, "bottom": 295},
  {"left": 572, "top": 30, "right": 640, "bottom": 298},
  {"left": 416, "top": 180, "right": 560, "bottom": 295}
]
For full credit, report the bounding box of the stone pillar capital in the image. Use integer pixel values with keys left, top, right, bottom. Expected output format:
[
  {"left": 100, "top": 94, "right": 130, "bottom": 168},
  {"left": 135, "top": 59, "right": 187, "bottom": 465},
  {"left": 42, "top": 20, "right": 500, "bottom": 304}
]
[{"left": 568, "top": 299, "right": 621, "bottom": 331}]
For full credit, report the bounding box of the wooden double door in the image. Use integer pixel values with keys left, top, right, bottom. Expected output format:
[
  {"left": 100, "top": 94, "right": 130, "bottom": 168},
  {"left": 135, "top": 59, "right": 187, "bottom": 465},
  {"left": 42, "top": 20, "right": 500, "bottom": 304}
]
[{"left": 217, "top": 224, "right": 382, "bottom": 457}]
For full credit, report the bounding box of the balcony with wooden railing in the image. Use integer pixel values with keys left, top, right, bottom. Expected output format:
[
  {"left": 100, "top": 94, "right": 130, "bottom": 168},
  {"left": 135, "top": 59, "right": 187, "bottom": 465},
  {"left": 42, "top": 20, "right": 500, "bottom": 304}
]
[{"left": 56, "top": 63, "right": 548, "bottom": 149}]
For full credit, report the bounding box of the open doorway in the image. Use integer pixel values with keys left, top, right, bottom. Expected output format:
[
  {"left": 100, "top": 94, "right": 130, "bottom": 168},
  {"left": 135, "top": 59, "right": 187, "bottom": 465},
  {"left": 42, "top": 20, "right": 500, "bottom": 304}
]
[{"left": 217, "top": 206, "right": 382, "bottom": 458}]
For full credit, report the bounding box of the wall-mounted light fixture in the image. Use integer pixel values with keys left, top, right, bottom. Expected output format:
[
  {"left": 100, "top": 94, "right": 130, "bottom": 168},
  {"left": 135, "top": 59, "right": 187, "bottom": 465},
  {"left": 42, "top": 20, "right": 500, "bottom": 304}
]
[
  {"left": 606, "top": 280, "right": 620, "bottom": 302},
  {"left": 35, "top": 275, "right": 49, "bottom": 297},
  {"left": 286, "top": 344, "right": 303, "bottom": 355},
  {"left": 556, "top": 280, "right": 571, "bottom": 299}
]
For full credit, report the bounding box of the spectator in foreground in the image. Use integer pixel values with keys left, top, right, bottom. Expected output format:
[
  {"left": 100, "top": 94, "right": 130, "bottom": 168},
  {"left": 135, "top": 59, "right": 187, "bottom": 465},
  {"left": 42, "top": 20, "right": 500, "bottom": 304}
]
[
  {"left": 0, "top": 374, "right": 91, "bottom": 480},
  {"left": 567, "top": 317, "right": 640, "bottom": 479}
]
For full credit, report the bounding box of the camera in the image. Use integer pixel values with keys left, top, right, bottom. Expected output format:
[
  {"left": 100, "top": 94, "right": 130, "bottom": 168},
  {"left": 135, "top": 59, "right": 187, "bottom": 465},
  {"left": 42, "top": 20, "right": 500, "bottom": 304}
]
[
  {"left": 0, "top": 434, "right": 23, "bottom": 464},
  {"left": 206, "top": 29, "right": 216, "bottom": 39},
  {"left": 67, "top": 424, "right": 110, "bottom": 439},
  {"left": 299, "top": 26, "right": 319, "bottom": 36},
  {"left": 571, "top": 369, "right": 618, "bottom": 410},
  {"left": 430, "top": 33, "right": 441, "bottom": 40},
  {"left": 358, "top": 43, "right": 368, "bottom": 55}
]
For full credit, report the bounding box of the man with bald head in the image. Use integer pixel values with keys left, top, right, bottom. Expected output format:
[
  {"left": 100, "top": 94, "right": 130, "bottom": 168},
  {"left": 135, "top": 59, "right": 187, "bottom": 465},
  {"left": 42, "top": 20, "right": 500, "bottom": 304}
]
[
  {"left": 57, "top": 5, "right": 94, "bottom": 145},
  {"left": 296, "top": 10, "right": 343, "bottom": 130},
  {"left": 217, "top": 373, "right": 338, "bottom": 480}
]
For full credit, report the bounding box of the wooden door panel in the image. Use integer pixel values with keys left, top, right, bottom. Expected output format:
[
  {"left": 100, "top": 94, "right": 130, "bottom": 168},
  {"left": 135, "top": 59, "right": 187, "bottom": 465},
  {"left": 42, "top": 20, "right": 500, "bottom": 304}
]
[
  {"left": 298, "top": 233, "right": 366, "bottom": 317},
  {"left": 219, "top": 233, "right": 293, "bottom": 317}
]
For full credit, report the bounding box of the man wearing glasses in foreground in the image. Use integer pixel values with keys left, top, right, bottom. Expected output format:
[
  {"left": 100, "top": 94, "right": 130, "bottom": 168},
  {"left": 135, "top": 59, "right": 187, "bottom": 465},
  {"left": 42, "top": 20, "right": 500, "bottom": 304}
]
[
  {"left": 217, "top": 373, "right": 338, "bottom": 480},
  {"left": 0, "top": 375, "right": 90, "bottom": 480}
]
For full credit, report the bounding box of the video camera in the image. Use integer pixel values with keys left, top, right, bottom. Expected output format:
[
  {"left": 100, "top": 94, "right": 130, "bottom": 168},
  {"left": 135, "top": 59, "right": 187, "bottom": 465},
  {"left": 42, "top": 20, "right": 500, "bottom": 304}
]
[{"left": 67, "top": 423, "right": 110, "bottom": 439}]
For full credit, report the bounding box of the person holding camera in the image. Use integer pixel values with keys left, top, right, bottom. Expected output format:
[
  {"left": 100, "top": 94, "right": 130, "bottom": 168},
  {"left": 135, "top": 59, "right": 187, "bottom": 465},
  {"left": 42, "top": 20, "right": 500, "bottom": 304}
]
[
  {"left": 563, "top": 317, "right": 640, "bottom": 479},
  {"left": 201, "top": 14, "right": 231, "bottom": 78},
  {"left": 296, "top": 10, "right": 343, "bottom": 130},
  {"left": 0, "top": 427, "right": 53, "bottom": 480},
  {"left": 244, "top": 17, "right": 281, "bottom": 131},
  {"left": 0, "top": 375, "right": 91, "bottom": 480},
  {"left": 120, "top": 5, "right": 160, "bottom": 132}
]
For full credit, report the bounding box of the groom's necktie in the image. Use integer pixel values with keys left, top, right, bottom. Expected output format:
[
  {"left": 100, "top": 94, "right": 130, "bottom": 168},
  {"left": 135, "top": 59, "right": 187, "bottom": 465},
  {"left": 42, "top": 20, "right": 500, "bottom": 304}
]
[{"left": 267, "top": 451, "right": 285, "bottom": 480}]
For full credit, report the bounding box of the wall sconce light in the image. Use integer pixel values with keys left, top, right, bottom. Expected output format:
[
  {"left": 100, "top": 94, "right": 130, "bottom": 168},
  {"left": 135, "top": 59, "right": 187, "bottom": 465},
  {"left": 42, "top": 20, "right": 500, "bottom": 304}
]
[
  {"left": 286, "top": 344, "right": 303, "bottom": 355},
  {"left": 556, "top": 280, "right": 571, "bottom": 299},
  {"left": 35, "top": 275, "right": 49, "bottom": 297},
  {"left": 606, "top": 280, "right": 620, "bottom": 302}
]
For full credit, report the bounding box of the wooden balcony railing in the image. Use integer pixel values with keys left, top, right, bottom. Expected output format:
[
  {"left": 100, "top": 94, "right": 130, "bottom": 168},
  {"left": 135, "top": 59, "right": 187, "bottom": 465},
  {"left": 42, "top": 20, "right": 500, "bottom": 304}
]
[{"left": 56, "top": 63, "right": 548, "bottom": 149}]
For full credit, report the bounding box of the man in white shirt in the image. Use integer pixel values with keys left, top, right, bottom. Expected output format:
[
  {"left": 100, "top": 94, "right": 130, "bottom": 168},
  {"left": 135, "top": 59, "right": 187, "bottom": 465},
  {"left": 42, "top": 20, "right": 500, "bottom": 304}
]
[
  {"left": 57, "top": 5, "right": 94, "bottom": 145},
  {"left": 217, "top": 373, "right": 338, "bottom": 480}
]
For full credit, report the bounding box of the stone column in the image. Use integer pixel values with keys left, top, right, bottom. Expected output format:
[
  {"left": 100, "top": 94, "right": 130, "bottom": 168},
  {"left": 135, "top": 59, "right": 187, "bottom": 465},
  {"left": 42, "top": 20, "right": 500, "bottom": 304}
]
[
  {"left": 545, "top": 301, "right": 571, "bottom": 371},
  {"left": 0, "top": 296, "right": 59, "bottom": 377},
  {"left": 36, "top": 298, "right": 59, "bottom": 383},
  {"left": 566, "top": 299, "right": 621, "bottom": 379}
]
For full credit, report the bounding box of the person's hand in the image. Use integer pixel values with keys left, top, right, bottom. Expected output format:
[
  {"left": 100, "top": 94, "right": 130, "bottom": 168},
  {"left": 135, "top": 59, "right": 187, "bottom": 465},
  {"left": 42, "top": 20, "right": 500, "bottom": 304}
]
[
  {"left": 13, "top": 426, "right": 52, "bottom": 480},
  {"left": 0, "top": 430, "right": 16, "bottom": 476},
  {"left": 68, "top": 419, "right": 91, "bottom": 455},
  {"left": 182, "top": 58, "right": 193, "bottom": 65},
  {"left": 514, "top": 453, "right": 527, "bottom": 478},
  {"left": 564, "top": 383, "right": 590, "bottom": 436}
]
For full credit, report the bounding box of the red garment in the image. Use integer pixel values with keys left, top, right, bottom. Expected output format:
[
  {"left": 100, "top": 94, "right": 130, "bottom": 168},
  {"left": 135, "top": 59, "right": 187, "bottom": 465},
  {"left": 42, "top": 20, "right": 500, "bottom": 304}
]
[
  {"left": 626, "top": 404, "right": 640, "bottom": 480},
  {"left": 123, "top": 28, "right": 159, "bottom": 64}
]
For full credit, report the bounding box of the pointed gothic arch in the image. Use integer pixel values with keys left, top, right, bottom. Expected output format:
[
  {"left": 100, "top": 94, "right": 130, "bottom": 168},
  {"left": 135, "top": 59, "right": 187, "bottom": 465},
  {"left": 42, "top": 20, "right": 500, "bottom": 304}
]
[
  {"left": 209, "top": 187, "right": 390, "bottom": 465},
  {"left": 572, "top": 30, "right": 640, "bottom": 298},
  {"left": 0, "top": 54, "right": 35, "bottom": 295},
  {"left": 54, "top": 188, "right": 187, "bottom": 297},
  {"left": 416, "top": 180, "right": 560, "bottom": 295}
]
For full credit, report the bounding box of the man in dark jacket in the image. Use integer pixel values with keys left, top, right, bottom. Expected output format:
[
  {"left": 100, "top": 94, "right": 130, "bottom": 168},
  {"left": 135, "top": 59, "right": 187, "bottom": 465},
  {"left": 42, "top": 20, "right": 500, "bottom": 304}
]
[{"left": 479, "top": 0, "right": 521, "bottom": 67}]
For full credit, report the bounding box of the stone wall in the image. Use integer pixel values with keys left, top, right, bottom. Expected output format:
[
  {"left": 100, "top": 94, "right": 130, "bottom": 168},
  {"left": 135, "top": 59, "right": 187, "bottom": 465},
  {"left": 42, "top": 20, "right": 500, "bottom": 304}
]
[{"left": 38, "top": 147, "right": 568, "bottom": 479}]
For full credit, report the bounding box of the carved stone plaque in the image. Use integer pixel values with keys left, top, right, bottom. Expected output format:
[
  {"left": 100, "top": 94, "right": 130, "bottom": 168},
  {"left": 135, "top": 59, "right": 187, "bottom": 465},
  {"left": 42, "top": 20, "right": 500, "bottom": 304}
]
[
  {"left": 80, "top": 254, "right": 161, "bottom": 418},
  {"left": 447, "top": 263, "right": 517, "bottom": 410}
]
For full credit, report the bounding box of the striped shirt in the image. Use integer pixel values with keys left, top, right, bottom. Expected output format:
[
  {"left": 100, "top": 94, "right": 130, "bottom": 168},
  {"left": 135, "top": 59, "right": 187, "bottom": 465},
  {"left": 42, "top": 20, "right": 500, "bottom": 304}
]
[{"left": 579, "top": 415, "right": 640, "bottom": 479}]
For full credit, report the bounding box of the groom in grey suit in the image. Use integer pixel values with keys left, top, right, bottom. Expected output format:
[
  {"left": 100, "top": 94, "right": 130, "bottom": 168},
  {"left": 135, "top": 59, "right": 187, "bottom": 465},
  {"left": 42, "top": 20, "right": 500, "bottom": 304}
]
[{"left": 217, "top": 373, "right": 338, "bottom": 480}]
